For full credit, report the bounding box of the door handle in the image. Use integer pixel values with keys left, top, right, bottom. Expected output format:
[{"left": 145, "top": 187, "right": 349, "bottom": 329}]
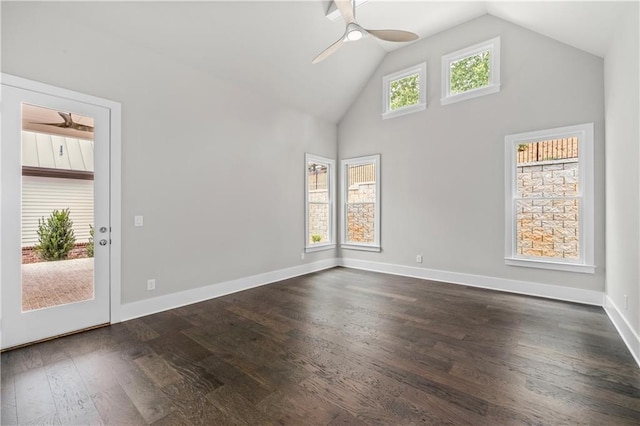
[{"left": 99, "top": 239, "right": 108, "bottom": 246}]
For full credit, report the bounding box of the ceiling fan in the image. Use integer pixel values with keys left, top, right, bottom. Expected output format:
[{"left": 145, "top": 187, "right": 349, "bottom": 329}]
[
  {"left": 312, "top": 0, "right": 419, "bottom": 64},
  {"left": 32, "top": 112, "right": 94, "bottom": 132}
]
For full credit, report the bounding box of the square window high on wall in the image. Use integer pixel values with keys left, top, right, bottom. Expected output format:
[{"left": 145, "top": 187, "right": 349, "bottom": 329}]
[
  {"left": 504, "top": 123, "right": 595, "bottom": 273},
  {"left": 441, "top": 37, "right": 500, "bottom": 105},
  {"left": 382, "top": 63, "right": 426, "bottom": 119},
  {"left": 305, "top": 154, "right": 336, "bottom": 252}
]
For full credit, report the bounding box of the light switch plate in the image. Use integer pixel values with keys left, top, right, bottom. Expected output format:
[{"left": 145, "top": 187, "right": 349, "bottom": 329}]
[{"left": 134, "top": 215, "right": 144, "bottom": 227}]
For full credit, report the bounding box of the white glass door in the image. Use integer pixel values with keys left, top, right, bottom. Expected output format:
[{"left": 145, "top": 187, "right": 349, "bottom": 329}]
[{"left": 1, "top": 81, "right": 111, "bottom": 349}]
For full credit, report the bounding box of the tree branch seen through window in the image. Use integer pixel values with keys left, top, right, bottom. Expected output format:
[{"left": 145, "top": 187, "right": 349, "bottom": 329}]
[
  {"left": 390, "top": 74, "right": 419, "bottom": 110},
  {"left": 450, "top": 50, "right": 490, "bottom": 94}
]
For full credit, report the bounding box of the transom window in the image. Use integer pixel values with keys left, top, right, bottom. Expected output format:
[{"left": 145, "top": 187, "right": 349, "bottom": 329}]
[
  {"left": 441, "top": 37, "right": 500, "bottom": 105},
  {"left": 382, "top": 63, "right": 426, "bottom": 119},
  {"left": 305, "top": 154, "right": 336, "bottom": 252},
  {"left": 505, "top": 123, "right": 595, "bottom": 273}
]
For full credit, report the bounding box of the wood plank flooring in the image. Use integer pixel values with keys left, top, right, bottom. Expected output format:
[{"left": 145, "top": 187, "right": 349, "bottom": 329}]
[{"left": 2, "top": 267, "right": 639, "bottom": 425}]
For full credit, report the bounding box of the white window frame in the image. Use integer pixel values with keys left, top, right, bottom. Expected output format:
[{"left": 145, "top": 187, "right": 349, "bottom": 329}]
[
  {"left": 305, "top": 153, "right": 336, "bottom": 252},
  {"left": 441, "top": 37, "right": 500, "bottom": 106},
  {"left": 504, "top": 123, "right": 595, "bottom": 274},
  {"left": 382, "top": 62, "right": 427, "bottom": 120},
  {"left": 341, "top": 154, "right": 381, "bottom": 252}
]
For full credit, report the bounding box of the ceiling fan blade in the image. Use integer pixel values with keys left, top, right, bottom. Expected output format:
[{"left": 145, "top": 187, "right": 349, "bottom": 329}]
[
  {"left": 335, "top": 0, "right": 355, "bottom": 24},
  {"left": 30, "top": 121, "right": 94, "bottom": 132},
  {"left": 312, "top": 36, "right": 345, "bottom": 64},
  {"left": 70, "top": 123, "right": 95, "bottom": 132},
  {"left": 30, "top": 121, "right": 67, "bottom": 128},
  {"left": 367, "top": 29, "right": 419, "bottom": 42},
  {"left": 58, "top": 112, "right": 73, "bottom": 126}
]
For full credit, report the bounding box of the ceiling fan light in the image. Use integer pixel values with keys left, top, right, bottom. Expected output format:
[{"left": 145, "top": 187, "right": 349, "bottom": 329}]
[{"left": 347, "top": 29, "right": 363, "bottom": 41}]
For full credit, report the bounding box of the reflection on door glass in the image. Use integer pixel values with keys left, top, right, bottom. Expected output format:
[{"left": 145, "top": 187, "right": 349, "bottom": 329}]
[{"left": 20, "top": 103, "right": 96, "bottom": 312}]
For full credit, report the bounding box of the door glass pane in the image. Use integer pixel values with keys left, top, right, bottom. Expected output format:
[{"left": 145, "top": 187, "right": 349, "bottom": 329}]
[{"left": 21, "top": 104, "right": 95, "bottom": 312}]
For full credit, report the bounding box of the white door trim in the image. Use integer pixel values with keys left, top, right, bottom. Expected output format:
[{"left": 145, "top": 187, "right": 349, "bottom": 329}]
[{"left": 1, "top": 73, "right": 122, "bottom": 324}]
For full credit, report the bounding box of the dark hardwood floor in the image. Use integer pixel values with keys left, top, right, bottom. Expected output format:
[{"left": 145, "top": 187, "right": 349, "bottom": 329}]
[{"left": 2, "top": 267, "right": 639, "bottom": 425}]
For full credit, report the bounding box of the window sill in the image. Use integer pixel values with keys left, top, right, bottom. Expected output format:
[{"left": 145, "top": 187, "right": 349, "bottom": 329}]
[
  {"left": 382, "top": 103, "right": 426, "bottom": 120},
  {"left": 441, "top": 83, "right": 500, "bottom": 106},
  {"left": 505, "top": 257, "right": 595, "bottom": 274},
  {"left": 341, "top": 244, "right": 381, "bottom": 252},
  {"left": 305, "top": 243, "right": 336, "bottom": 253}
]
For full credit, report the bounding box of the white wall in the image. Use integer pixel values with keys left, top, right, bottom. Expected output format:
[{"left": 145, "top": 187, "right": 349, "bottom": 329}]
[
  {"left": 604, "top": 3, "right": 640, "bottom": 337},
  {"left": 338, "top": 15, "right": 606, "bottom": 292},
  {"left": 1, "top": 2, "right": 337, "bottom": 304}
]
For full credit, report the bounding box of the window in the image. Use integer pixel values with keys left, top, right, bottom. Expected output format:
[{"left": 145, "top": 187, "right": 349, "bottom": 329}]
[
  {"left": 505, "top": 123, "right": 595, "bottom": 273},
  {"left": 441, "top": 37, "right": 500, "bottom": 105},
  {"left": 341, "top": 155, "right": 380, "bottom": 251},
  {"left": 382, "top": 62, "right": 426, "bottom": 119},
  {"left": 305, "top": 154, "right": 336, "bottom": 252}
]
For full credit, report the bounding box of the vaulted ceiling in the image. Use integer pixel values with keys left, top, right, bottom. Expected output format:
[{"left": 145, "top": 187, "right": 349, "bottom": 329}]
[{"left": 18, "top": 1, "right": 632, "bottom": 123}]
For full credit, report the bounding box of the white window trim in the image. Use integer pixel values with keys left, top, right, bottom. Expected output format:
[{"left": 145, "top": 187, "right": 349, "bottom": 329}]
[
  {"left": 441, "top": 37, "right": 500, "bottom": 106},
  {"left": 504, "top": 123, "right": 595, "bottom": 274},
  {"left": 305, "top": 153, "right": 336, "bottom": 252},
  {"left": 382, "top": 62, "right": 427, "bottom": 120},
  {"left": 341, "top": 154, "right": 381, "bottom": 252}
]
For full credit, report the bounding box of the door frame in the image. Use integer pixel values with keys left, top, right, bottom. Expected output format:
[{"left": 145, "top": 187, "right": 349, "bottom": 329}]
[{"left": 1, "top": 73, "right": 122, "bottom": 326}]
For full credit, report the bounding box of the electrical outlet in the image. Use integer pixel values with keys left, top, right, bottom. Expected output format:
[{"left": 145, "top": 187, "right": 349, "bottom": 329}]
[
  {"left": 147, "top": 279, "right": 156, "bottom": 291},
  {"left": 624, "top": 294, "right": 628, "bottom": 310},
  {"left": 416, "top": 254, "right": 423, "bottom": 263},
  {"left": 301, "top": 252, "right": 305, "bottom": 260}
]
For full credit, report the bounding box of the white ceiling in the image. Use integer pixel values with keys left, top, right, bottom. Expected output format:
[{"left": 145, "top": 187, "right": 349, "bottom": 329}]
[{"left": 34, "top": 1, "right": 632, "bottom": 124}]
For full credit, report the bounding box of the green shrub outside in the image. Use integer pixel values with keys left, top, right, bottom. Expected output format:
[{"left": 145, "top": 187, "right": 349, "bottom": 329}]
[
  {"left": 87, "top": 224, "right": 94, "bottom": 258},
  {"left": 35, "top": 208, "right": 76, "bottom": 261}
]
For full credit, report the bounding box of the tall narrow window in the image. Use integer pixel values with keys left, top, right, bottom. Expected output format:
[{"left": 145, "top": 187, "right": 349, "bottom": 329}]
[
  {"left": 341, "top": 155, "right": 380, "bottom": 251},
  {"left": 305, "top": 154, "right": 335, "bottom": 252},
  {"left": 441, "top": 37, "right": 500, "bottom": 105},
  {"left": 382, "top": 63, "right": 426, "bottom": 119},
  {"left": 505, "top": 123, "right": 595, "bottom": 273}
]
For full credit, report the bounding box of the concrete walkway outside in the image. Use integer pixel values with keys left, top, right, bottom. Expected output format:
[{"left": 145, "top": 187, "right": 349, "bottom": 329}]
[{"left": 21, "top": 258, "right": 94, "bottom": 312}]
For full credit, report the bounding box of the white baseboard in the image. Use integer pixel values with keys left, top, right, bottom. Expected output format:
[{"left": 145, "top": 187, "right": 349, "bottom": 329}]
[
  {"left": 120, "top": 258, "right": 339, "bottom": 321},
  {"left": 604, "top": 296, "right": 640, "bottom": 367},
  {"left": 339, "top": 258, "right": 604, "bottom": 306}
]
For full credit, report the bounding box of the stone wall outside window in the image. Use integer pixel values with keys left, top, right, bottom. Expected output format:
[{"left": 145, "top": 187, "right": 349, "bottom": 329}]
[{"left": 516, "top": 160, "right": 579, "bottom": 259}]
